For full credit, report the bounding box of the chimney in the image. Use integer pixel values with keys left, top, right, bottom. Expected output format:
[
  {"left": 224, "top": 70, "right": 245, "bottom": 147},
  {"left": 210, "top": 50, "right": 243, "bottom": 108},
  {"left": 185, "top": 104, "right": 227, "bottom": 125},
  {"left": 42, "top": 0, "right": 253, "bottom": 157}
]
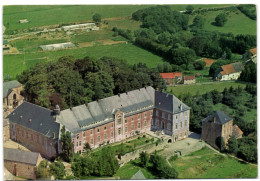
[{"left": 53, "top": 105, "right": 60, "bottom": 115}]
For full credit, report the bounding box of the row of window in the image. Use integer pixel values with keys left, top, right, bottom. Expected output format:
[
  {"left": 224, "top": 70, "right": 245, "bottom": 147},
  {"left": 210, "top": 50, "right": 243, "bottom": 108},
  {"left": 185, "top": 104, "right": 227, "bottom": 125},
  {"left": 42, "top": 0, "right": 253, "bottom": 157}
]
[
  {"left": 155, "top": 111, "right": 188, "bottom": 120},
  {"left": 152, "top": 119, "right": 188, "bottom": 129},
  {"left": 117, "top": 121, "right": 147, "bottom": 135},
  {"left": 117, "top": 111, "right": 152, "bottom": 124},
  {"left": 76, "top": 131, "right": 114, "bottom": 147},
  {"left": 16, "top": 128, "right": 45, "bottom": 145}
]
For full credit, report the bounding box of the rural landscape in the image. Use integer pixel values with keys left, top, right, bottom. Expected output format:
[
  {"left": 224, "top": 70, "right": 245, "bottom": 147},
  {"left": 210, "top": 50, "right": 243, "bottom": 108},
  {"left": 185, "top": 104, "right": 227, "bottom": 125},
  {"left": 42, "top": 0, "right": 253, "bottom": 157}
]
[{"left": 3, "top": 4, "right": 257, "bottom": 180}]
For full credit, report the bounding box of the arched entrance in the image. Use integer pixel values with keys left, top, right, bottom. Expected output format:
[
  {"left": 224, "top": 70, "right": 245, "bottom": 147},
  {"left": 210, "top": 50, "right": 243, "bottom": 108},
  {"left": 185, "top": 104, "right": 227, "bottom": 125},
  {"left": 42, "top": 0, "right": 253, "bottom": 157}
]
[{"left": 168, "top": 139, "right": 172, "bottom": 143}]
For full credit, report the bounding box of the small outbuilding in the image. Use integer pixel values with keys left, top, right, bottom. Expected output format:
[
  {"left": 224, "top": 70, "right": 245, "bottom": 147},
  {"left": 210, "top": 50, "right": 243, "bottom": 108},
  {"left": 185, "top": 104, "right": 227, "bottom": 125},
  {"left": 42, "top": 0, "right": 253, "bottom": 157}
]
[
  {"left": 160, "top": 72, "right": 182, "bottom": 85},
  {"left": 183, "top": 75, "right": 196, "bottom": 84},
  {"left": 39, "top": 42, "right": 75, "bottom": 51},
  {"left": 19, "top": 19, "right": 29, "bottom": 23},
  {"left": 4, "top": 148, "right": 43, "bottom": 180}
]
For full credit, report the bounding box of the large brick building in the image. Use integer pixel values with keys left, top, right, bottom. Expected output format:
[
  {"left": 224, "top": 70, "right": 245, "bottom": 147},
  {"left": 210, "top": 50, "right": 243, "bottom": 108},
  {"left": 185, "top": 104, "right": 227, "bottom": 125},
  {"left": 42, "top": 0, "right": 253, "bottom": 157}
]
[
  {"left": 201, "top": 111, "right": 234, "bottom": 149},
  {"left": 4, "top": 148, "right": 43, "bottom": 180},
  {"left": 8, "top": 86, "right": 190, "bottom": 156}
]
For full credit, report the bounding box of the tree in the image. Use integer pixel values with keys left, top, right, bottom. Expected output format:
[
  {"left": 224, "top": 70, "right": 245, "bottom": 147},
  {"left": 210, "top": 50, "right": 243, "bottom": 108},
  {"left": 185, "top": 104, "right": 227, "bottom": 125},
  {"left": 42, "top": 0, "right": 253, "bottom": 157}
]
[
  {"left": 60, "top": 126, "right": 74, "bottom": 162},
  {"left": 36, "top": 160, "right": 50, "bottom": 179},
  {"left": 139, "top": 151, "right": 149, "bottom": 167},
  {"left": 186, "top": 5, "right": 194, "bottom": 14},
  {"left": 193, "top": 60, "right": 206, "bottom": 70},
  {"left": 227, "top": 136, "right": 238, "bottom": 155},
  {"left": 214, "top": 13, "right": 228, "bottom": 27},
  {"left": 191, "top": 15, "right": 204, "bottom": 29},
  {"left": 171, "top": 47, "right": 196, "bottom": 66},
  {"left": 92, "top": 13, "right": 101, "bottom": 23},
  {"left": 49, "top": 161, "right": 65, "bottom": 180}
]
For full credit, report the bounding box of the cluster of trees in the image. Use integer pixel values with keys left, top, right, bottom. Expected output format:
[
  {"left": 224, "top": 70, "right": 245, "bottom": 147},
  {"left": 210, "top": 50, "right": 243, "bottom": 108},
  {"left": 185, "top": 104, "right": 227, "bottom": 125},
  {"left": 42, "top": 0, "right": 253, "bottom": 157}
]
[
  {"left": 36, "top": 160, "right": 65, "bottom": 180},
  {"left": 239, "top": 61, "right": 256, "bottom": 83},
  {"left": 71, "top": 147, "right": 119, "bottom": 178},
  {"left": 213, "top": 13, "right": 228, "bottom": 27},
  {"left": 139, "top": 151, "right": 178, "bottom": 178},
  {"left": 18, "top": 56, "right": 166, "bottom": 109},
  {"left": 228, "top": 135, "right": 257, "bottom": 163},
  {"left": 237, "top": 4, "right": 256, "bottom": 20},
  {"left": 179, "top": 85, "right": 256, "bottom": 133}
]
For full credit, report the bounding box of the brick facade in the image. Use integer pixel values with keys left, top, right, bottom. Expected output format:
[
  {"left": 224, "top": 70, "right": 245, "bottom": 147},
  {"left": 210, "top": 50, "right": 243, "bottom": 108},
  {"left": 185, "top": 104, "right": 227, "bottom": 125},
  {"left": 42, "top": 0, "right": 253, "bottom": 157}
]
[{"left": 10, "top": 123, "right": 59, "bottom": 159}]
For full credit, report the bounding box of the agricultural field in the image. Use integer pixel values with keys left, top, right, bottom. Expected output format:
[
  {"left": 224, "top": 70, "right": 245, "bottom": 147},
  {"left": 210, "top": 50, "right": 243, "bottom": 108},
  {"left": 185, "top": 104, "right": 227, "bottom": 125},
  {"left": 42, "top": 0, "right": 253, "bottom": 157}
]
[
  {"left": 167, "top": 81, "right": 248, "bottom": 97},
  {"left": 3, "top": 5, "right": 236, "bottom": 33},
  {"left": 170, "top": 146, "right": 257, "bottom": 179},
  {"left": 3, "top": 43, "right": 163, "bottom": 80},
  {"left": 189, "top": 8, "right": 256, "bottom": 35}
]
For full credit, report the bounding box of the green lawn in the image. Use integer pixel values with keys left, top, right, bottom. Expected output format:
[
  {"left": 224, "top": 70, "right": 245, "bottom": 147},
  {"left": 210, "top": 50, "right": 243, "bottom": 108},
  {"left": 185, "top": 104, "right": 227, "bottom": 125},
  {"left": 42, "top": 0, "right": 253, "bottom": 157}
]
[
  {"left": 190, "top": 9, "right": 256, "bottom": 35},
  {"left": 4, "top": 5, "right": 238, "bottom": 33},
  {"left": 3, "top": 43, "right": 163, "bottom": 80},
  {"left": 170, "top": 146, "right": 257, "bottom": 179},
  {"left": 167, "top": 81, "right": 248, "bottom": 97}
]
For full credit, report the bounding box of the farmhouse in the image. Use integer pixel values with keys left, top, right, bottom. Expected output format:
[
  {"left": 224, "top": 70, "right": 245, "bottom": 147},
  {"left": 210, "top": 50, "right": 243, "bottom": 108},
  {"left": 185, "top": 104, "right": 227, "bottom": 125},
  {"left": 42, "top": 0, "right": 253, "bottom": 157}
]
[
  {"left": 8, "top": 86, "right": 190, "bottom": 156},
  {"left": 215, "top": 62, "right": 243, "bottom": 81},
  {"left": 62, "top": 23, "right": 97, "bottom": 31},
  {"left": 3, "top": 80, "right": 24, "bottom": 110},
  {"left": 183, "top": 75, "right": 196, "bottom": 84},
  {"left": 160, "top": 72, "right": 182, "bottom": 85},
  {"left": 201, "top": 111, "right": 239, "bottom": 149},
  {"left": 39, "top": 42, "right": 75, "bottom": 51},
  {"left": 4, "top": 148, "right": 43, "bottom": 180}
]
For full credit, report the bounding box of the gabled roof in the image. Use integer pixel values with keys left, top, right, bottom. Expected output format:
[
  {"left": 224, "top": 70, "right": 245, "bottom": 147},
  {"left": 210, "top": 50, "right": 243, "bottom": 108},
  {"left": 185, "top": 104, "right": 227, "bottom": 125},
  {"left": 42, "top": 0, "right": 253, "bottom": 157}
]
[
  {"left": 155, "top": 91, "right": 190, "bottom": 114},
  {"left": 3, "top": 80, "right": 22, "bottom": 98},
  {"left": 232, "top": 124, "right": 243, "bottom": 138},
  {"left": 4, "top": 148, "right": 40, "bottom": 166},
  {"left": 7, "top": 102, "right": 60, "bottom": 139},
  {"left": 202, "top": 111, "right": 232, "bottom": 125},
  {"left": 183, "top": 75, "right": 195, "bottom": 80},
  {"left": 56, "top": 87, "right": 155, "bottom": 133},
  {"left": 220, "top": 62, "right": 243, "bottom": 76},
  {"left": 202, "top": 58, "right": 215, "bottom": 67},
  {"left": 250, "top": 48, "right": 257, "bottom": 55},
  {"left": 160, "top": 72, "right": 182, "bottom": 79},
  {"left": 131, "top": 170, "right": 146, "bottom": 179}
]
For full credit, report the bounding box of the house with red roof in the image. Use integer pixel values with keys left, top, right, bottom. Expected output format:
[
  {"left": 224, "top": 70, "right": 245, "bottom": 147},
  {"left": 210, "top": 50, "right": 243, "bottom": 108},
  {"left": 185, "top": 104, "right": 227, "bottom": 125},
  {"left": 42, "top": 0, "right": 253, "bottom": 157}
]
[
  {"left": 183, "top": 75, "right": 196, "bottom": 84},
  {"left": 160, "top": 72, "right": 182, "bottom": 85},
  {"left": 202, "top": 58, "right": 215, "bottom": 67},
  {"left": 215, "top": 62, "right": 243, "bottom": 81}
]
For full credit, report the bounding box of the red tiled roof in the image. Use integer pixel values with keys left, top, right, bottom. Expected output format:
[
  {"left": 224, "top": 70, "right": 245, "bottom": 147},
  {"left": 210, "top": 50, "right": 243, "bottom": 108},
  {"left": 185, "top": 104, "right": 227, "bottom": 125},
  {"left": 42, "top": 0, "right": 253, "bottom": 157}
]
[
  {"left": 160, "top": 72, "right": 182, "bottom": 79},
  {"left": 202, "top": 58, "right": 215, "bottom": 67},
  {"left": 232, "top": 124, "right": 243, "bottom": 138},
  {"left": 183, "top": 75, "right": 195, "bottom": 80},
  {"left": 220, "top": 64, "right": 236, "bottom": 75},
  {"left": 250, "top": 48, "right": 257, "bottom": 55}
]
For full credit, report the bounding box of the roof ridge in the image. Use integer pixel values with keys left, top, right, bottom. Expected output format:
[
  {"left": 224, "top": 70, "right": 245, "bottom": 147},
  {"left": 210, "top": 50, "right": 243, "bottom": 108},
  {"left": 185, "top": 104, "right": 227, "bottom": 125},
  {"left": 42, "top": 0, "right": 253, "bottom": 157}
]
[{"left": 23, "top": 101, "right": 52, "bottom": 112}]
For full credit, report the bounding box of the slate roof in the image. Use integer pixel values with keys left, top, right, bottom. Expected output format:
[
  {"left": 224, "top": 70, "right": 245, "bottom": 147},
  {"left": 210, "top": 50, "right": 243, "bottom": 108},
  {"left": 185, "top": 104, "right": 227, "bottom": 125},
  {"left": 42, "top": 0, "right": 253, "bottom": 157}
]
[
  {"left": 3, "top": 80, "right": 22, "bottom": 98},
  {"left": 7, "top": 102, "right": 60, "bottom": 139},
  {"left": 131, "top": 169, "right": 146, "bottom": 180},
  {"left": 155, "top": 90, "right": 190, "bottom": 114},
  {"left": 160, "top": 72, "right": 182, "bottom": 79},
  {"left": 220, "top": 62, "right": 243, "bottom": 76},
  {"left": 202, "top": 111, "right": 232, "bottom": 125},
  {"left": 4, "top": 148, "right": 40, "bottom": 166},
  {"left": 56, "top": 86, "right": 155, "bottom": 133}
]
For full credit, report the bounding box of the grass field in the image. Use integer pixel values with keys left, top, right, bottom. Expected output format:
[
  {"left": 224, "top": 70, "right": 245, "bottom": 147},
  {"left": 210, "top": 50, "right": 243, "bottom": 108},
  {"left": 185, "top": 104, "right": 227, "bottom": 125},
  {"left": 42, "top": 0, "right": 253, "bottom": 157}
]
[
  {"left": 3, "top": 43, "right": 163, "bottom": 79},
  {"left": 190, "top": 9, "right": 256, "bottom": 35},
  {"left": 4, "top": 5, "right": 237, "bottom": 33},
  {"left": 167, "top": 81, "right": 249, "bottom": 97},
  {"left": 170, "top": 146, "right": 257, "bottom": 178}
]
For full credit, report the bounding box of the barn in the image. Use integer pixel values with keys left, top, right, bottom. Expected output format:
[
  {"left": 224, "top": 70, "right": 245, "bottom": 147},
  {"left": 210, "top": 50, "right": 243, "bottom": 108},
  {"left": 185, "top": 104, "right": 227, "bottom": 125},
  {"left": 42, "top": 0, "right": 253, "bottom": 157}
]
[
  {"left": 38, "top": 42, "right": 75, "bottom": 51},
  {"left": 62, "top": 23, "right": 96, "bottom": 31}
]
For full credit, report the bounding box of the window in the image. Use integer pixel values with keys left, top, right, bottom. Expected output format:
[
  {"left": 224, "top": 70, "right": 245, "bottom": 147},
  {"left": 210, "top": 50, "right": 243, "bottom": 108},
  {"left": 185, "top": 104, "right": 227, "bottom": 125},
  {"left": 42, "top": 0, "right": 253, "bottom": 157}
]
[
  {"left": 90, "top": 129, "right": 93, "bottom": 135},
  {"left": 111, "top": 123, "right": 114, "bottom": 128},
  {"left": 162, "top": 112, "right": 165, "bottom": 118},
  {"left": 97, "top": 128, "right": 100, "bottom": 133},
  {"left": 156, "top": 119, "right": 159, "bottom": 126},
  {"left": 83, "top": 132, "right": 86, "bottom": 137},
  {"left": 144, "top": 120, "right": 147, "bottom": 127},
  {"left": 125, "top": 127, "right": 128, "bottom": 133},
  {"left": 175, "top": 124, "right": 178, "bottom": 129},
  {"left": 180, "top": 122, "right": 182, "bottom": 128},
  {"left": 125, "top": 119, "right": 127, "bottom": 124},
  {"left": 91, "top": 138, "right": 94, "bottom": 144},
  {"left": 79, "top": 141, "right": 81, "bottom": 146},
  {"left": 77, "top": 142, "right": 79, "bottom": 146},
  {"left": 176, "top": 115, "right": 178, "bottom": 119},
  {"left": 111, "top": 131, "right": 114, "bottom": 138},
  {"left": 168, "top": 114, "right": 171, "bottom": 120},
  {"left": 117, "top": 115, "right": 122, "bottom": 124},
  {"left": 118, "top": 128, "right": 121, "bottom": 135},
  {"left": 104, "top": 133, "right": 107, "bottom": 139},
  {"left": 131, "top": 116, "right": 134, "bottom": 121},
  {"left": 156, "top": 110, "right": 159, "bottom": 116},
  {"left": 131, "top": 125, "right": 134, "bottom": 131},
  {"left": 138, "top": 122, "right": 141, "bottom": 129},
  {"left": 185, "top": 120, "right": 187, "bottom": 127},
  {"left": 97, "top": 136, "right": 100, "bottom": 142},
  {"left": 167, "top": 123, "right": 171, "bottom": 130},
  {"left": 77, "top": 134, "right": 79, "bottom": 139},
  {"left": 144, "top": 113, "right": 147, "bottom": 118},
  {"left": 150, "top": 111, "right": 153, "bottom": 116},
  {"left": 138, "top": 114, "right": 141, "bottom": 119}
]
